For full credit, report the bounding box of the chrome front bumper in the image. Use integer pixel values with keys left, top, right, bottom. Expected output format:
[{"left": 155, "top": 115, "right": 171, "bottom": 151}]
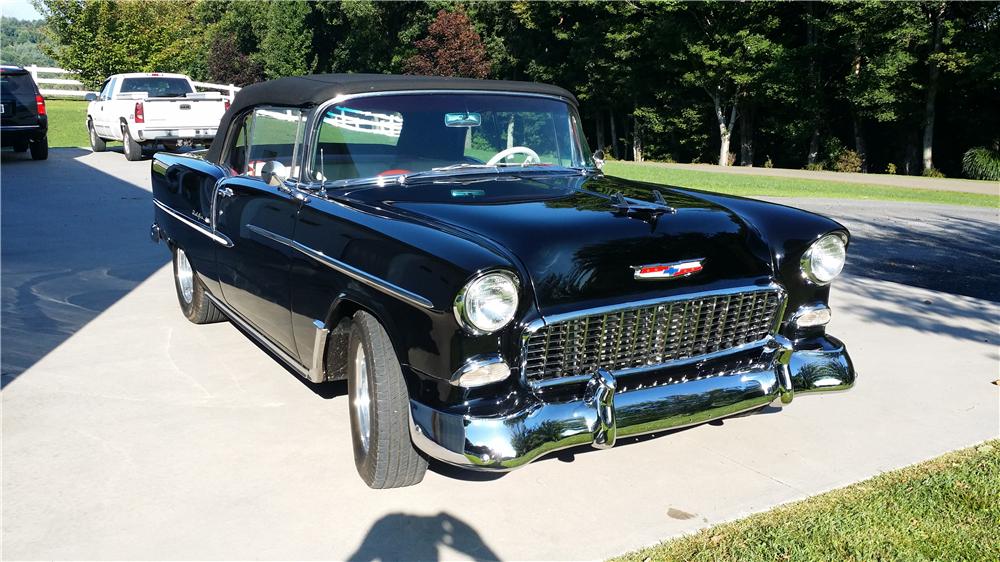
[{"left": 409, "top": 335, "right": 855, "bottom": 470}]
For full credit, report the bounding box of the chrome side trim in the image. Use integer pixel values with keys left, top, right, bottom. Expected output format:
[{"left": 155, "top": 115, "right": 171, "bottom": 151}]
[
  {"left": 245, "top": 224, "right": 435, "bottom": 310},
  {"left": 204, "top": 293, "right": 311, "bottom": 380},
  {"left": 153, "top": 199, "right": 233, "bottom": 247},
  {"left": 309, "top": 319, "right": 330, "bottom": 383}
]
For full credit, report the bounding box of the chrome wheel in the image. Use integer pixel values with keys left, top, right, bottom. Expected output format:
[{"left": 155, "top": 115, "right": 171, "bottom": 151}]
[
  {"left": 352, "top": 342, "right": 372, "bottom": 453},
  {"left": 175, "top": 248, "right": 194, "bottom": 304}
]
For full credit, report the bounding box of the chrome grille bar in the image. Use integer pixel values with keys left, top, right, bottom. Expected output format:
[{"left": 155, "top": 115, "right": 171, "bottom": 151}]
[{"left": 523, "top": 287, "right": 784, "bottom": 385}]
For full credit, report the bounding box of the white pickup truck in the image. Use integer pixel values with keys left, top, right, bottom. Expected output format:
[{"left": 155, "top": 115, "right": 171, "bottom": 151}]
[{"left": 86, "top": 73, "right": 230, "bottom": 161}]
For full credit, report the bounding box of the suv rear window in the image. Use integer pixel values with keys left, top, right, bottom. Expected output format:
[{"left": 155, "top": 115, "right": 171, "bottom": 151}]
[
  {"left": 119, "top": 77, "right": 192, "bottom": 98},
  {"left": 0, "top": 72, "right": 36, "bottom": 96}
]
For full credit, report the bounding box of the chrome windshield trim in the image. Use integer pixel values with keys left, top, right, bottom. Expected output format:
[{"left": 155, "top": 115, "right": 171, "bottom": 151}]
[
  {"left": 245, "top": 224, "right": 434, "bottom": 310},
  {"left": 153, "top": 198, "right": 233, "bottom": 247},
  {"left": 304, "top": 89, "right": 583, "bottom": 183}
]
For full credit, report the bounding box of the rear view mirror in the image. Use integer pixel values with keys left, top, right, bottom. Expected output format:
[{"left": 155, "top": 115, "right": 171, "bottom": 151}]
[{"left": 445, "top": 112, "right": 482, "bottom": 127}]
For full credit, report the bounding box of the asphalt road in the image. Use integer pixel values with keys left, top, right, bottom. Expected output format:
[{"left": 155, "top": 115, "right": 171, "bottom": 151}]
[{"left": 2, "top": 149, "right": 998, "bottom": 560}]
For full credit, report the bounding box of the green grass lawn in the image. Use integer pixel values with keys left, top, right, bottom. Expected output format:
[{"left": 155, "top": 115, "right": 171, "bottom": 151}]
[
  {"left": 605, "top": 161, "right": 997, "bottom": 208},
  {"left": 613, "top": 441, "right": 1000, "bottom": 562},
  {"left": 45, "top": 99, "right": 92, "bottom": 148}
]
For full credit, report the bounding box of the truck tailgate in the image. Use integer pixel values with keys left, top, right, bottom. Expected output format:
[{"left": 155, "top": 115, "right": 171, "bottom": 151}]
[{"left": 142, "top": 98, "right": 227, "bottom": 129}]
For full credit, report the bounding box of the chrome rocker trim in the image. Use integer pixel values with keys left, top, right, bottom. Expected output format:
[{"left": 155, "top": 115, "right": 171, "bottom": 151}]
[
  {"left": 246, "top": 224, "right": 434, "bottom": 311},
  {"left": 409, "top": 334, "right": 855, "bottom": 470}
]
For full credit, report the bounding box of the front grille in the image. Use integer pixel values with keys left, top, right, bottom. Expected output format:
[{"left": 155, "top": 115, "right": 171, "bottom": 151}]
[{"left": 523, "top": 289, "right": 783, "bottom": 384}]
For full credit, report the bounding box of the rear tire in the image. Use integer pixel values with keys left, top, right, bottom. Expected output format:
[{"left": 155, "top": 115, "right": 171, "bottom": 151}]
[
  {"left": 29, "top": 137, "right": 48, "bottom": 160},
  {"left": 172, "top": 246, "right": 225, "bottom": 324},
  {"left": 122, "top": 123, "right": 143, "bottom": 161},
  {"left": 88, "top": 120, "right": 106, "bottom": 152},
  {"left": 348, "top": 311, "right": 427, "bottom": 489}
]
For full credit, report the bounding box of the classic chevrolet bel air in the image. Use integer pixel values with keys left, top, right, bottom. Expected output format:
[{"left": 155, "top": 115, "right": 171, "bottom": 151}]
[{"left": 151, "top": 74, "right": 855, "bottom": 488}]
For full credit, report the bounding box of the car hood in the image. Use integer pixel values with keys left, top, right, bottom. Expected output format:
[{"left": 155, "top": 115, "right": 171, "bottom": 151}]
[{"left": 351, "top": 173, "right": 777, "bottom": 315}]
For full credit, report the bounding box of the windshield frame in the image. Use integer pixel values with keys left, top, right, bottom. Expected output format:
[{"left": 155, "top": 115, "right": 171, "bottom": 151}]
[{"left": 300, "top": 90, "right": 595, "bottom": 190}]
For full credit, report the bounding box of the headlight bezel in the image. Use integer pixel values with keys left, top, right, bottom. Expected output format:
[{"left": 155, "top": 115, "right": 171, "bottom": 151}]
[
  {"left": 453, "top": 269, "right": 521, "bottom": 335},
  {"left": 800, "top": 232, "right": 848, "bottom": 285}
]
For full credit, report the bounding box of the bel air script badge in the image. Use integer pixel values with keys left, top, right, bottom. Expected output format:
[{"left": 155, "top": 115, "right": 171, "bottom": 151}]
[{"left": 633, "top": 259, "right": 705, "bottom": 280}]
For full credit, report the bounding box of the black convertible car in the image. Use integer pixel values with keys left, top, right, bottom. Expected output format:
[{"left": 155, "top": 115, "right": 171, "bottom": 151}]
[{"left": 151, "top": 74, "right": 855, "bottom": 489}]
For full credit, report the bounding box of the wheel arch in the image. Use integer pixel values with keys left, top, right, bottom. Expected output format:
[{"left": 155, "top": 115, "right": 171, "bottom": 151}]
[{"left": 315, "top": 292, "right": 405, "bottom": 383}]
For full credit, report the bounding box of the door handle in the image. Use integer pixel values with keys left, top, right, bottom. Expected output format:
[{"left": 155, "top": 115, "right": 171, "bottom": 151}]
[{"left": 218, "top": 187, "right": 234, "bottom": 198}]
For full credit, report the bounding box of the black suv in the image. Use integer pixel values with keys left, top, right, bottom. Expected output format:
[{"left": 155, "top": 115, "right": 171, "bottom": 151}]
[{"left": 1, "top": 66, "right": 48, "bottom": 160}]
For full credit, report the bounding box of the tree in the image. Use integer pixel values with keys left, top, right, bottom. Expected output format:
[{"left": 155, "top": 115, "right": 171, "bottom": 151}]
[
  {"left": 675, "top": 2, "right": 785, "bottom": 166},
  {"left": 258, "top": 0, "right": 314, "bottom": 79},
  {"left": 404, "top": 8, "right": 491, "bottom": 78},
  {"left": 35, "top": 0, "right": 201, "bottom": 88}
]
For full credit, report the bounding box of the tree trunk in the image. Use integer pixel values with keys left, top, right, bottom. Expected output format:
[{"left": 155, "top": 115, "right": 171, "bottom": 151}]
[
  {"left": 632, "top": 112, "right": 643, "bottom": 162},
  {"left": 922, "top": 3, "right": 946, "bottom": 172},
  {"left": 853, "top": 115, "right": 867, "bottom": 173},
  {"left": 713, "top": 90, "right": 738, "bottom": 167},
  {"left": 851, "top": 36, "right": 867, "bottom": 172},
  {"left": 595, "top": 112, "right": 605, "bottom": 153},
  {"left": 623, "top": 116, "right": 632, "bottom": 162},
  {"left": 609, "top": 109, "right": 619, "bottom": 160},
  {"left": 506, "top": 116, "right": 515, "bottom": 150},
  {"left": 739, "top": 102, "right": 754, "bottom": 166},
  {"left": 807, "top": 127, "right": 821, "bottom": 166}
]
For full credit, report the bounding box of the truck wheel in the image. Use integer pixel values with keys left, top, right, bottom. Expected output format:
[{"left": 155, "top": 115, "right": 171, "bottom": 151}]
[
  {"left": 348, "top": 311, "right": 427, "bottom": 489},
  {"left": 122, "top": 123, "right": 143, "bottom": 161},
  {"left": 172, "top": 246, "right": 225, "bottom": 324},
  {"left": 88, "top": 120, "right": 106, "bottom": 152},
  {"left": 162, "top": 141, "right": 178, "bottom": 152},
  {"left": 29, "top": 137, "right": 48, "bottom": 161}
]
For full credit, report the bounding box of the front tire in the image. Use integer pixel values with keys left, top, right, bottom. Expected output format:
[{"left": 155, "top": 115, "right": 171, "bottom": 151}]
[
  {"left": 172, "top": 246, "right": 225, "bottom": 324},
  {"left": 122, "top": 123, "right": 143, "bottom": 161},
  {"left": 348, "top": 311, "right": 427, "bottom": 489},
  {"left": 88, "top": 120, "right": 106, "bottom": 152}
]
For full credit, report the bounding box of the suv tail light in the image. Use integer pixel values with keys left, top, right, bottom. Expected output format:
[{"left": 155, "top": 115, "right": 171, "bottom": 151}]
[
  {"left": 35, "top": 94, "right": 46, "bottom": 116},
  {"left": 134, "top": 102, "right": 144, "bottom": 123},
  {"left": 224, "top": 99, "right": 230, "bottom": 112}
]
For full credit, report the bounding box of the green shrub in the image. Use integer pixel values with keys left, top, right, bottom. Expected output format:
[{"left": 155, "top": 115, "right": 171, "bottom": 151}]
[
  {"left": 962, "top": 146, "right": 1000, "bottom": 181},
  {"left": 922, "top": 167, "right": 946, "bottom": 178},
  {"left": 834, "top": 150, "right": 862, "bottom": 173},
  {"left": 886, "top": 163, "right": 897, "bottom": 175},
  {"left": 763, "top": 156, "right": 774, "bottom": 168},
  {"left": 805, "top": 162, "right": 825, "bottom": 171}
]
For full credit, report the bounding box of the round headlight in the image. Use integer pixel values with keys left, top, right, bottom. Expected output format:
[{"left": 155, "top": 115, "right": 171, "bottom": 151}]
[
  {"left": 801, "top": 234, "right": 847, "bottom": 285},
  {"left": 454, "top": 271, "right": 520, "bottom": 334}
]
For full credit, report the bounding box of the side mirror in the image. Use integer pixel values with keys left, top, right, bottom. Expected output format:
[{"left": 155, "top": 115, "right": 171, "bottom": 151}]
[
  {"left": 84, "top": 92, "right": 98, "bottom": 102},
  {"left": 592, "top": 149, "right": 605, "bottom": 171},
  {"left": 260, "top": 160, "right": 289, "bottom": 186}
]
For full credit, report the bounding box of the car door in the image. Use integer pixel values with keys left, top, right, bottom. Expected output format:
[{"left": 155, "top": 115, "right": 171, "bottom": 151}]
[
  {"left": 214, "top": 106, "right": 307, "bottom": 359},
  {"left": 92, "top": 77, "right": 116, "bottom": 137}
]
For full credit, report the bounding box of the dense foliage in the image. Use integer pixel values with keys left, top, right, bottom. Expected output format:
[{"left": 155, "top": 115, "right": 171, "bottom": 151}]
[
  {"left": 29, "top": 0, "right": 1000, "bottom": 177},
  {"left": 0, "top": 17, "right": 56, "bottom": 66}
]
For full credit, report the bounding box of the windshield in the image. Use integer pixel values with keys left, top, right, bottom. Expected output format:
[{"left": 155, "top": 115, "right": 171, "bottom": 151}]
[
  {"left": 119, "top": 77, "right": 193, "bottom": 98},
  {"left": 309, "top": 93, "right": 592, "bottom": 183}
]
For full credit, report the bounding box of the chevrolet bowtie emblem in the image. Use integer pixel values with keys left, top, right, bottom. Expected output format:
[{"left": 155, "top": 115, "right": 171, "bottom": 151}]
[{"left": 632, "top": 259, "right": 705, "bottom": 280}]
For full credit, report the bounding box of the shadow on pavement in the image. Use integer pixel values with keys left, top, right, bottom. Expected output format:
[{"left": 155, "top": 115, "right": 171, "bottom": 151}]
[
  {"left": 346, "top": 512, "right": 500, "bottom": 562},
  {"left": 1, "top": 148, "right": 167, "bottom": 386}
]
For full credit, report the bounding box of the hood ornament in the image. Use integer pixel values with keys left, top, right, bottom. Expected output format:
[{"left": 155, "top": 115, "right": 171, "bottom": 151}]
[{"left": 633, "top": 258, "right": 705, "bottom": 280}]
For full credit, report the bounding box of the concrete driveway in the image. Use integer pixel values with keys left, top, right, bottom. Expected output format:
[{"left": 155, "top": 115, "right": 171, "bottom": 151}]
[{"left": 3, "top": 150, "right": 998, "bottom": 561}]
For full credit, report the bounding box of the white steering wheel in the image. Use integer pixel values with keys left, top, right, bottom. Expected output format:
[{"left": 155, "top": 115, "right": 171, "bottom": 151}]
[{"left": 486, "top": 146, "right": 541, "bottom": 166}]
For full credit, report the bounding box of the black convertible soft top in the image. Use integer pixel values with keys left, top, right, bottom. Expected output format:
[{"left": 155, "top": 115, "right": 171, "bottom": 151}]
[{"left": 205, "top": 73, "right": 576, "bottom": 163}]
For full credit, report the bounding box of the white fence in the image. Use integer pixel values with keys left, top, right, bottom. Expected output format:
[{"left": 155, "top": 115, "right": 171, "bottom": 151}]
[{"left": 22, "top": 65, "right": 241, "bottom": 100}]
